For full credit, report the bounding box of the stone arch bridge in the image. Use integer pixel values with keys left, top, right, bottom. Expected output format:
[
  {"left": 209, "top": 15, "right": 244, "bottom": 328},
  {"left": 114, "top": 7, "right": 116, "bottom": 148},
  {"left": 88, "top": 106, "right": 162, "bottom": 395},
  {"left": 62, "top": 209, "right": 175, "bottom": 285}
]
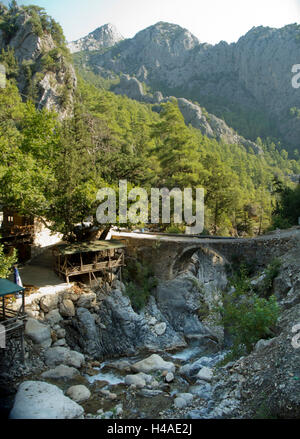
[{"left": 112, "top": 230, "right": 298, "bottom": 281}]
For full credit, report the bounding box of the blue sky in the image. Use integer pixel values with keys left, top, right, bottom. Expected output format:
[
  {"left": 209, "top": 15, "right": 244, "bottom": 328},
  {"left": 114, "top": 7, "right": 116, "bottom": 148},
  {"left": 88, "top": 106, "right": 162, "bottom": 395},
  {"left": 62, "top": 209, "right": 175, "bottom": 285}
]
[{"left": 6, "top": 0, "right": 300, "bottom": 44}]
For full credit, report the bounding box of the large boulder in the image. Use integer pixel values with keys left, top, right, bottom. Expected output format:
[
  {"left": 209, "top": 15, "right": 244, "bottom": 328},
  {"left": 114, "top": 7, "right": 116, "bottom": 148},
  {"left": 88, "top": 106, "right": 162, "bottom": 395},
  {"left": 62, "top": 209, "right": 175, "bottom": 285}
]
[
  {"left": 41, "top": 364, "right": 80, "bottom": 380},
  {"left": 25, "top": 318, "right": 51, "bottom": 348},
  {"left": 44, "top": 347, "right": 85, "bottom": 369},
  {"left": 132, "top": 354, "right": 175, "bottom": 374},
  {"left": 155, "top": 272, "right": 222, "bottom": 339},
  {"left": 174, "top": 393, "right": 194, "bottom": 408},
  {"left": 9, "top": 381, "right": 84, "bottom": 419},
  {"left": 125, "top": 374, "right": 147, "bottom": 388},
  {"left": 59, "top": 299, "right": 75, "bottom": 317},
  {"left": 196, "top": 366, "right": 213, "bottom": 382},
  {"left": 95, "top": 289, "right": 186, "bottom": 358},
  {"left": 45, "top": 309, "right": 63, "bottom": 326},
  {"left": 74, "top": 307, "right": 101, "bottom": 357},
  {"left": 39, "top": 294, "right": 59, "bottom": 313},
  {"left": 154, "top": 322, "right": 167, "bottom": 336},
  {"left": 66, "top": 385, "right": 91, "bottom": 403}
]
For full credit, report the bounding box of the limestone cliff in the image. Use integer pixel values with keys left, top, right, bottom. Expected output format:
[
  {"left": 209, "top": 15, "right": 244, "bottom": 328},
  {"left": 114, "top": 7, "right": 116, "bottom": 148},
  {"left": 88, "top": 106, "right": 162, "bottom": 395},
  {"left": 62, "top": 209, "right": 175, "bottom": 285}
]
[
  {"left": 111, "top": 74, "right": 263, "bottom": 153},
  {"left": 0, "top": 5, "right": 77, "bottom": 119},
  {"left": 79, "top": 21, "right": 300, "bottom": 151},
  {"left": 68, "top": 23, "right": 124, "bottom": 54}
]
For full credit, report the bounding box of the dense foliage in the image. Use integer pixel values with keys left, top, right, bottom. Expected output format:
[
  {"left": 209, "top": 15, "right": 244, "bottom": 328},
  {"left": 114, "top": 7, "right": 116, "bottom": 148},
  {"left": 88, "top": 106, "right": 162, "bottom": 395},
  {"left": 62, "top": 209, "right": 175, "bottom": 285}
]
[
  {"left": 123, "top": 260, "right": 158, "bottom": 311},
  {"left": 271, "top": 180, "right": 300, "bottom": 228},
  {"left": 217, "top": 262, "right": 280, "bottom": 363},
  {"left": 0, "top": 240, "right": 16, "bottom": 278}
]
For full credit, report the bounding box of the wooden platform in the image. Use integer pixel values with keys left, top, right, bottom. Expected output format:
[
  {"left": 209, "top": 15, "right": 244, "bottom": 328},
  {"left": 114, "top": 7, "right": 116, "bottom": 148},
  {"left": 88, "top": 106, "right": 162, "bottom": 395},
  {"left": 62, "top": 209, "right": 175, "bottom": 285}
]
[{"left": 53, "top": 240, "right": 126, "bottom": 285}]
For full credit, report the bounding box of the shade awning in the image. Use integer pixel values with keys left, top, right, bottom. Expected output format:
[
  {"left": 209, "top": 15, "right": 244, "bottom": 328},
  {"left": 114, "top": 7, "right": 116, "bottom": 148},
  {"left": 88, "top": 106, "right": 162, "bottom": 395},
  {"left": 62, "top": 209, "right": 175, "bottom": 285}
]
[
  {"left": 0, "top": 279, "right": 24, "bottom": 297},
  {"left": 54, "top": 240, "right": 126, "bottom": 256}
]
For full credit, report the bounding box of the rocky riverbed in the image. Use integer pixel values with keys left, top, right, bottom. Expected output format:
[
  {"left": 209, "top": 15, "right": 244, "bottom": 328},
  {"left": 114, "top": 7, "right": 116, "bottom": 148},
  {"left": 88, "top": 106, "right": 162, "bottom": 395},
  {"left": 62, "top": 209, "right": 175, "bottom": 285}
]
[{"left": 1, "top": 233, "right": 300, "bottom": 419}]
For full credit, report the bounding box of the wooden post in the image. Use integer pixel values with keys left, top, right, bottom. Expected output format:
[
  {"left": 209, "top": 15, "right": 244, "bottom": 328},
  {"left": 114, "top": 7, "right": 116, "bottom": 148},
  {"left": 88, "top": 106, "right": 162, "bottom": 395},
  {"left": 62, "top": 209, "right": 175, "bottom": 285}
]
[
  {"left": 2, "top": 296, "right": 5, "bottom": 320},
  {"left": 21, "top": 290, "right": 25, "bottom": 314},
  {"left": 20, "top": 325, "right": 25, "bottom": 364}
]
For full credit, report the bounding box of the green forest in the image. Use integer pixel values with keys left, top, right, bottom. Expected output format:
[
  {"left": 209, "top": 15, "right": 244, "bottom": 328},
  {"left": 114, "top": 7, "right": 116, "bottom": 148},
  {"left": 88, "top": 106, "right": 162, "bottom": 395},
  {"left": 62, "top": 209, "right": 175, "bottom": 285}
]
[{"left": 0, "top": 3, "right": 300, "bottom": 242}]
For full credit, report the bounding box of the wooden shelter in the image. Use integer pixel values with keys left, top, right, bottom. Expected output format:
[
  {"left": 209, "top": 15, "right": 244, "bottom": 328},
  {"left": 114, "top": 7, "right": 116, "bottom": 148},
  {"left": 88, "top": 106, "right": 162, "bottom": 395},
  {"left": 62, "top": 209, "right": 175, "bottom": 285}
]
[
  {"left": 53, "top": 240, "right": 126, "bottom": 286},
  {"left": 0, "top": 279, "right": 26, "bottom": 363},
  {"left": 0, "top": 209, "right": 34, "bottom": 262}
]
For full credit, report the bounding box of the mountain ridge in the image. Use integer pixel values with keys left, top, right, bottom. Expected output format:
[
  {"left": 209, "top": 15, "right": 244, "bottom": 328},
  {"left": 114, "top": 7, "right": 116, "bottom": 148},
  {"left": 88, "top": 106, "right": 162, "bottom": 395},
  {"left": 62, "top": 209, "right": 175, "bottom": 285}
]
[{"left": 73, "top": 20, "right": 300, "bottom": 153}]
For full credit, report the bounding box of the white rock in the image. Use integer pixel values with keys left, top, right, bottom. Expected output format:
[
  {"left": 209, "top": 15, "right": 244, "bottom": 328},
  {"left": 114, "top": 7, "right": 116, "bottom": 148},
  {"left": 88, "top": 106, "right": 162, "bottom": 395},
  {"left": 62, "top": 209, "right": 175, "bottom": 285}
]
[
  {"left": 9, "top": 381, "right": 84, "bottom": 419},
  {"left": 148, "top": 317, "right": 157, "bottom": 326},
  {"left": 44, "top": 347, "right": 85, "bottom": 369},
  {"left": 165, "top": 372, "right": 174, "bottom": 383},
  {"left": 66, "top": 385, "right": 91, "bottom": 403},
  {"left": 196, "top": 366, "right": 213, "bottom": 382},
  {"left": 115, "top": 404, "right": 123, "bottom": 416},
  {"left": 154, "top": 322, "right": 167, "bottom": 336},
  {"left": 64, "top": 349, "right": 85, "bottom": 369},
  {"left": 41, "top": 365, "right": 80, "bottom": 380},
  {"left": 26, "top": 310, "right": 39, "bottom": 319},
  {"left": 254, "top": 338, "right": 275, "bottom": 352},
  {"left": 177, "top": 392, "right": 194, "bottom": 403},
  {"left": 132, "top": 354, "right": 175, "bottom": 374},
  {"left": 125, "top": 374, "right": 146, "bottom": 388},
  {"left": 174, "top": 397, "right": 187, "bottom": 409},
  {"left": 137, "top": 372, "right": 154, "bottom": 384},
  {"left": 59, "top": 299, "right": 75, "bottom": 317},
  {"left": 25, "top": 318, "right": 51, "bottom": 348},
  {"left": 39, "top": 295, "right": 59, "bottom": 313}
]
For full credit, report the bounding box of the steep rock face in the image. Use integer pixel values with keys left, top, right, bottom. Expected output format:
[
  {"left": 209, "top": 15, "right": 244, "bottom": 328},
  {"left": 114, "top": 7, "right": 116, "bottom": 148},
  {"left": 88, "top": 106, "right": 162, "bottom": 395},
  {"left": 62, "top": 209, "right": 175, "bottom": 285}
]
[
  {"left": 63, "top": 246, "right": 227, "bottom": 359},
  {"left": 82, "top": 21, "right": 300, "bottom": 150},
  {"left": 0, "top": 9, "right": 77, "bottom": 119},
  {"left": 68, "top": 23, "right": 124, "bottom": 53},
  {"left": 91, "top": 22, "right": 199, "bottom": 79},
  {"left": 66, "top": 289, "right": 187, "bottom": 358}
]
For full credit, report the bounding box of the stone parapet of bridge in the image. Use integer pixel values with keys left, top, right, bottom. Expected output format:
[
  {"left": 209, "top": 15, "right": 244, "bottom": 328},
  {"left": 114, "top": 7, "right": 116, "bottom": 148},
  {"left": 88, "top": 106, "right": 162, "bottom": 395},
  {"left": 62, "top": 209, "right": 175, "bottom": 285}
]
[{"left": 112, "top": 230, "right": 299, "bottom": 281}]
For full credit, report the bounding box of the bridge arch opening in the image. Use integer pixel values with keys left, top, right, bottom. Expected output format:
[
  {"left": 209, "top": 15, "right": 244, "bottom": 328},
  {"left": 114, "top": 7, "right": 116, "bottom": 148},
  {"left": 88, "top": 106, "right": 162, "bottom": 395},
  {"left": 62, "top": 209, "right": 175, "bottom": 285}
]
[{"left": 171, "top": 245, "right": 228, "bottom": 290}]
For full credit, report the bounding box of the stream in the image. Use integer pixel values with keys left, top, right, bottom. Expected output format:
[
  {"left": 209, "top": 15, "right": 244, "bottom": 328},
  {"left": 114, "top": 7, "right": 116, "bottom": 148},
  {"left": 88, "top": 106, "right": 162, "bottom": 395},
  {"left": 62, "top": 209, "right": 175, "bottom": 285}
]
[{"left": 80, "top": 344, "right": 228, "bottom": 419}]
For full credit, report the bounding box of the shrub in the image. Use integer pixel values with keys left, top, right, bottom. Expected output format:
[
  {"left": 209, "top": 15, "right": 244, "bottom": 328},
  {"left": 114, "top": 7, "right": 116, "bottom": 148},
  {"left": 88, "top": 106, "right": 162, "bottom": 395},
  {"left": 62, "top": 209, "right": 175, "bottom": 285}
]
[
  {"left": 0, "top": 241, "right": 17, "bottom": 278},
  {"left": 165, "top": 224, "right": 185, "bottom": 234},
  {"left": 0, "top": 47, "right": 19, "bottom": 79},
  {"left": 258, "top": 258, "right": 281, "bottom": 298},
  {"left": 270, "top": 215, "right": 292, "bottom": 230},
  {"left": 217, "top": 265, "right": 280, "bottom": 362},
  {"left": 221, "top": 292, "right": 279, "bottom": 354}
]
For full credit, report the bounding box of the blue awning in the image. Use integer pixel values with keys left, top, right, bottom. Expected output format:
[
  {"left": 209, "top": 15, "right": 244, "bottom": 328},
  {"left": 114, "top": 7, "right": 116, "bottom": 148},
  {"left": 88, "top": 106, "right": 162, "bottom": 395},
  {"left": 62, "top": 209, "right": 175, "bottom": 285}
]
[{"left": 0, "top": 279, "right": 24, "bottom": 297}]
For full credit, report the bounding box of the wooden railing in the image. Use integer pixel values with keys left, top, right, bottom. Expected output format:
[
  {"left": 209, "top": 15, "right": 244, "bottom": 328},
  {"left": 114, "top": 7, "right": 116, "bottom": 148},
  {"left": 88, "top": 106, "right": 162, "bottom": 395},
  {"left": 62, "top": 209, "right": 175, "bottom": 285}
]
[{"left": 1, "top": 224, "right": 34, "bottom": 237}]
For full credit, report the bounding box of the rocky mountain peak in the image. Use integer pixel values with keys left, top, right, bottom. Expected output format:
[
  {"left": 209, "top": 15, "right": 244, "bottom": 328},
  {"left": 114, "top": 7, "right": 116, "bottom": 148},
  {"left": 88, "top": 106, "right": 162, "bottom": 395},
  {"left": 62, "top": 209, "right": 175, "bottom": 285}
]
[
  {"left": 134, "top": 21, "right": 200, "bottom": 51},
  {"left": 68, "top": 23, "right": 124, "bottom": 53},
  {"left": 82, "top": 21, "right": 300, "bottom": 152}
]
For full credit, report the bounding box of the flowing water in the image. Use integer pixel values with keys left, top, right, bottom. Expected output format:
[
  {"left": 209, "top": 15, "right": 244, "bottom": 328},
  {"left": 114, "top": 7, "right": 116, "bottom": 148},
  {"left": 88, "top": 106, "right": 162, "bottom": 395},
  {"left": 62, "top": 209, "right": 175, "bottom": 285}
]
[{"left": 80, "top": 343, "right": 228, "bottom": 419}]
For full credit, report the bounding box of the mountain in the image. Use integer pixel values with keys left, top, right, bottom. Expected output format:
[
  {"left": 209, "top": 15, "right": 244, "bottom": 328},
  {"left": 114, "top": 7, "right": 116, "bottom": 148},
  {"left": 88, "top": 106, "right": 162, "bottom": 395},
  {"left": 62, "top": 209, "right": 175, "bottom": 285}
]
[
  {"left": 74, "top": 21, "right": 300, "bottom": 152},
  {"left": 110, "top": 73, "right": 262, "bottom": 153},
  {"left": 68, "top": 23, "right": 124, "bottom": 53},
  {"left": 0, "top": 4, "right": 77, "bottom": 118}
]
